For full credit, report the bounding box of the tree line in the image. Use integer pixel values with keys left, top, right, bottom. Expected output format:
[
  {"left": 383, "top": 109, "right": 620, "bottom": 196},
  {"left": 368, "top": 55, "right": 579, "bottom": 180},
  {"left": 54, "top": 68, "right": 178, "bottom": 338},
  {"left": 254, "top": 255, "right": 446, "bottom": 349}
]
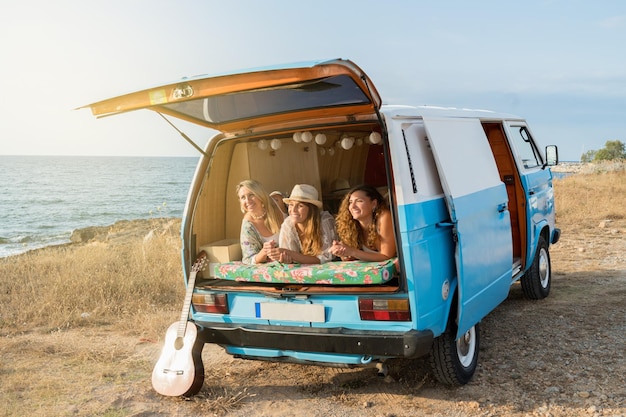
[{"left": 580, "top": 140, "right": 626, "bottom": 162}]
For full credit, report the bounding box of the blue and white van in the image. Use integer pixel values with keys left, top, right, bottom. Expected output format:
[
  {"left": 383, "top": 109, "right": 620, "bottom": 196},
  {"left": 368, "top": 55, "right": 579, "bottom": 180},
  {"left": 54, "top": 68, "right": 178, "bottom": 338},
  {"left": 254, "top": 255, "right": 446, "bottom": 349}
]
[{"left": 84, "top": 59, "right": 560, "bottom": 393}]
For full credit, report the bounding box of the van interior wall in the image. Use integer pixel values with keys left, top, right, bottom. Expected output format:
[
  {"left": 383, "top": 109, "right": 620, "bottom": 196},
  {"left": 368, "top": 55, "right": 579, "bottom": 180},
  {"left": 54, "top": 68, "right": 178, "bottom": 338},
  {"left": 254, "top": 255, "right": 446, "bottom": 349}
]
[
  {"left": 317, "top": 141, "right": 370, "bottom": 192},
  {"left": 247, "top": 140, "right": 322, "bottom": 200},
  {"left": 192, "top": 140, "right": 243, "bottom": 248}
]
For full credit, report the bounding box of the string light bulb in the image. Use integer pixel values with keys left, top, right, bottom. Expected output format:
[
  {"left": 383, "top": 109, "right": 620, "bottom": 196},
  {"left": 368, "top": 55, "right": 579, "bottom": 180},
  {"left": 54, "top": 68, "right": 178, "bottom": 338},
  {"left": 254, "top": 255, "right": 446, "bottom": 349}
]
[
  {"left": 341, "top": 137, "right": 355, "bottom": 150},
  {"left": 369, "top": 131, "right": 382, "bottom": 145},
  {"left": 270, "top": 139, "right": 282, "bottom": 150},
  {"left": 314, "top": 133, "right": 327, "bottom": 145}
]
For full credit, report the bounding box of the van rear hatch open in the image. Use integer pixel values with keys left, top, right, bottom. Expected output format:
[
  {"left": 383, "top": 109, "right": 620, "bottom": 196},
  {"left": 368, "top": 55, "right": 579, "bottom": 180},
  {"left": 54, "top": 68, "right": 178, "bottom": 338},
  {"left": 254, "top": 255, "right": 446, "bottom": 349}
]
[{"left": 83, "top": 59, "right": 381, "bottom": 136}]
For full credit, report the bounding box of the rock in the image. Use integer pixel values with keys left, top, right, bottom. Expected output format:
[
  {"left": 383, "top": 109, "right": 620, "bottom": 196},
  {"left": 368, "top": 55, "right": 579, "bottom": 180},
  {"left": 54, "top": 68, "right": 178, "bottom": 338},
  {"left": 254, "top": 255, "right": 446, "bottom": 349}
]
[
  {"left": 69, "top": 218, "right": 181, "bottom": 245},
  {"left": 576, "top": 391, "right": 591, "bottom": 398},
  {"left": 70, "top": 226, "right": 106, "bottom": 243}
]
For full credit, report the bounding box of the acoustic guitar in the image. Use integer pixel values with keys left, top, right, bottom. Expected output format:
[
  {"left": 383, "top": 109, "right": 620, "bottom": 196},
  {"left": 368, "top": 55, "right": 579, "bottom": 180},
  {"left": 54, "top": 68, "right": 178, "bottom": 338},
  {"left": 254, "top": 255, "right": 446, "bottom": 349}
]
[{"left": 152, "top": 253, "right": 206, "bottom": 397}]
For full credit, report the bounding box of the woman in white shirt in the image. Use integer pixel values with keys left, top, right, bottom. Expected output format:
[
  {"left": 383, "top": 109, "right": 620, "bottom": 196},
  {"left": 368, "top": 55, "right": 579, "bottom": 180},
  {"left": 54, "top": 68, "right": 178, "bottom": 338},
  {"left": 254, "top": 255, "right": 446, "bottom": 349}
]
[{"left": 268, "top": 184, "right": 336, "bottom": 264}]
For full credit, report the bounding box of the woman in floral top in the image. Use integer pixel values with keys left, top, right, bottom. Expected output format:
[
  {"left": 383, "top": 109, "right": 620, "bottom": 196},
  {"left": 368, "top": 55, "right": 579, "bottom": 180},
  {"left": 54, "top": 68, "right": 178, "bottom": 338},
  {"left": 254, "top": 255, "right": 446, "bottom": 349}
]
[{"left": 237, "top": 179, "right": 285, "bottom": 264}]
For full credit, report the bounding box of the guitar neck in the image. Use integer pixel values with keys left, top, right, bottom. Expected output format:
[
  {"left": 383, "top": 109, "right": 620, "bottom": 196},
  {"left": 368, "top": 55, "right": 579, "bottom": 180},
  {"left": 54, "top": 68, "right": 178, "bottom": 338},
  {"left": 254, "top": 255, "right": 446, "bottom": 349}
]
[{"left": 176, "top": 259, "right": 203, "bottom": 338}]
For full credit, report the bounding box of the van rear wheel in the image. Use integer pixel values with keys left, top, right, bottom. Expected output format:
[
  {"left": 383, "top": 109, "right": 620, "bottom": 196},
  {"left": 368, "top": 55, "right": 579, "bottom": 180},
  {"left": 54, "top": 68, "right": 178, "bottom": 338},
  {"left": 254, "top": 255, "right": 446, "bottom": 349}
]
[
  {"left": 429, "top": 321, "right": 479, "bottom": 386},
  {"left": 521, "top": 236, "right": 551, "bottom": 299}
]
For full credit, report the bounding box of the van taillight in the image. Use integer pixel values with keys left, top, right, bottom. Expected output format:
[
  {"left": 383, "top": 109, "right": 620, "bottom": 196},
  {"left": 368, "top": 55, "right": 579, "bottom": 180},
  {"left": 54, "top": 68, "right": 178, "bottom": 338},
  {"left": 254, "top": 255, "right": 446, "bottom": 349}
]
[
  {"left": 192, "top": 293, "right": 229, "bottom": 314},
  {"left": 358, "top": 298, "right": 411, "bottom": 321}
]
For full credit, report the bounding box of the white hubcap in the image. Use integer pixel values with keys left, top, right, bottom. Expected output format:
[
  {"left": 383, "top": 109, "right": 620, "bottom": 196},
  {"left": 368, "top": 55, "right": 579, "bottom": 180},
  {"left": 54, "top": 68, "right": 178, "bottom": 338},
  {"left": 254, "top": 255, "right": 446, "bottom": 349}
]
[
  {"left": 539, "top": 247, "right": 550, "bottom": 288},
  {"left": 457, "top": 326, "right": 476, "bottom": 368}
]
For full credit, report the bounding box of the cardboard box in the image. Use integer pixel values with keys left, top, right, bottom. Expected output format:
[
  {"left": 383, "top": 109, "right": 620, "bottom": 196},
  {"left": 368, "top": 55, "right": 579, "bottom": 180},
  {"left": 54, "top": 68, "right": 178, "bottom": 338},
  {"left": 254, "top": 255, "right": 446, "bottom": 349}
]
[{"left": 199, "top": 239, "right": 242, "bottom": 263}]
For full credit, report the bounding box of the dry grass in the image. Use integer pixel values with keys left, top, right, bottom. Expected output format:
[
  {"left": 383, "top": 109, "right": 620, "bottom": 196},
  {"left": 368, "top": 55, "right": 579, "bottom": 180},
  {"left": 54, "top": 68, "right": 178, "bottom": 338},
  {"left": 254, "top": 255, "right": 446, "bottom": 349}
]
[
  {"left": 0, "top": 219, "right": 186, "bottom": 416},
  {"left": 553, "top": 169, "right": 626, "bottom": 228},
  {"left": 0, "top": 218, "right": 183, "bottom": 337}
]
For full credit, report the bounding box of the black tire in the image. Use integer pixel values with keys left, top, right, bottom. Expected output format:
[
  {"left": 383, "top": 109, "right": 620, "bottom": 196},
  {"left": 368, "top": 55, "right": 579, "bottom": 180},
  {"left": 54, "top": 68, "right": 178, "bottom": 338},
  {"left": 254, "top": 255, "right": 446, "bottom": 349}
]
[
  {"left": 521, "top": 236, "right": 551, "bottom": 300},
  {"left": 429, "top": 321, "right": 480, "bottom": 386}
]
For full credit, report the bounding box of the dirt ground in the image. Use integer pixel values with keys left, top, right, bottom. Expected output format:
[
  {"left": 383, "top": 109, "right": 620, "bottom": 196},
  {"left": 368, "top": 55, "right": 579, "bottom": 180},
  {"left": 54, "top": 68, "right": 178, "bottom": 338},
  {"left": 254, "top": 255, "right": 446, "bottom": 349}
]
[{"left": 3, "top": 218, "right": 625, "bottom": 417}]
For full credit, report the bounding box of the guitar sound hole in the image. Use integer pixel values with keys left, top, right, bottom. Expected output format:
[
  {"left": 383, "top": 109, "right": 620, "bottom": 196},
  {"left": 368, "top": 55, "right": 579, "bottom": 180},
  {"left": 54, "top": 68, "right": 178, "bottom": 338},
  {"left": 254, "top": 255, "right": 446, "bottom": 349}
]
[{"left": 175, "top": 337, "right": 184, "bottom": 350}]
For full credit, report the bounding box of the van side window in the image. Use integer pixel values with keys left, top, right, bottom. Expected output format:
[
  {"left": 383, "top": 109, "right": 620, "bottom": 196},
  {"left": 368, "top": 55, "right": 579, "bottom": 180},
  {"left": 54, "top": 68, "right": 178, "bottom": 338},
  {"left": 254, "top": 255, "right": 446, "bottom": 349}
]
[{"left": 509, "top": 125, "right": 543, "bottom": 169}]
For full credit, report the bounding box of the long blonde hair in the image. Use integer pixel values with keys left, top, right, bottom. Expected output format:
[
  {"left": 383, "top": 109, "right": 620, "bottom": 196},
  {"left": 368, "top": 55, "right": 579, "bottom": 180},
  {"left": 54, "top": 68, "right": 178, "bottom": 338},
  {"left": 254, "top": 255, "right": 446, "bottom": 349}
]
[
  {"left": 236, "top": 179, "right": 283, "bottom": 234},
  {"left": 297, "top": 203, "right": 323, "bottom": 256},
  {"left": 336, "top": 185, "right": 388, "bottom": 250}
]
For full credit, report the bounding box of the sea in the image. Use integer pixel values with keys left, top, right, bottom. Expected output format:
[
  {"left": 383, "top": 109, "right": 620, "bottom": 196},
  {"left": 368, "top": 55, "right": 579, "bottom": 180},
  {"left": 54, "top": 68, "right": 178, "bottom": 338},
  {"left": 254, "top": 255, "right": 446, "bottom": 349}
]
[{"left": 0, "top": 155, "right": 199, "bottom": 258}]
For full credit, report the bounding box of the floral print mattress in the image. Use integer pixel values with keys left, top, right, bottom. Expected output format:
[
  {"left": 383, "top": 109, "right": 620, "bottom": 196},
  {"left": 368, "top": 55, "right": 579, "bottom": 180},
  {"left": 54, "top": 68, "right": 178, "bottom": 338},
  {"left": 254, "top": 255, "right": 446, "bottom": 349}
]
[{"left": 212, "top": 259, "right": 397, "bottom": 285}]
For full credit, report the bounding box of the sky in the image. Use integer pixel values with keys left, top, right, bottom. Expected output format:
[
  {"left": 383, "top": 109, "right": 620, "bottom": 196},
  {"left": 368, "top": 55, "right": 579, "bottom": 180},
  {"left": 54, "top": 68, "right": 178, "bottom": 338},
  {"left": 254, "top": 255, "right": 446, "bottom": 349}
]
[{"left": 1, "top": 0, "right": 625, "bottom": 161}]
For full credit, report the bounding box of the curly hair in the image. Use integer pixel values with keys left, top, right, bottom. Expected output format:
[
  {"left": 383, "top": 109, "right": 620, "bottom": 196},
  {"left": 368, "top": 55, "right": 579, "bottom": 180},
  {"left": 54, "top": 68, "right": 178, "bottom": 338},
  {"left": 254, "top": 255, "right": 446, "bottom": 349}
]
[
  {"left": 236, "top": 179, "right": 284, "bottom": 234},
  {"left": 335, "top": 185, "right": 388, "bottom": 250},
  {"left": 297, "top": 203, "right": 323, "bottom": 256}
]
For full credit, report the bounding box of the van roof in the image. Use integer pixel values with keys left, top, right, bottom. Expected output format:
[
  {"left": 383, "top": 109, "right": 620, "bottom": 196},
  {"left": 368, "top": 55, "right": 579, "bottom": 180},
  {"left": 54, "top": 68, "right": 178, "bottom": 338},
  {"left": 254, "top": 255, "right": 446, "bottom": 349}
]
[{"left": 380, "top": 105, "right": 524, "bottom": 121}]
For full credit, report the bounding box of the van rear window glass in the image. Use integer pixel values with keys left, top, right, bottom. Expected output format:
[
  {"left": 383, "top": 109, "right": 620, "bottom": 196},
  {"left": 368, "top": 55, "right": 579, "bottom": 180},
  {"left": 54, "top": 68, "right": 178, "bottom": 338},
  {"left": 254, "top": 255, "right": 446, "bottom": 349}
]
[{"left": 162, "top": 75, "right": 370, "bottom": 124}]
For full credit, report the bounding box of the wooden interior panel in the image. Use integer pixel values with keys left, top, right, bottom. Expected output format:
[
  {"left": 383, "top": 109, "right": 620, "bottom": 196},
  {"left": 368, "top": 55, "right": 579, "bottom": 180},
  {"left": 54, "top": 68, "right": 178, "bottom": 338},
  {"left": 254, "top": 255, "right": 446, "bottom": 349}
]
[
  {"left": 248, "top": 140, "right": 322, "bottom": 196},
  {"left": 317, "top": 139, "right": 370, "bottom": 193},
  {"left": 483, "top": 123, "right": 526, "bottom": 264},
  {"left": 192, "top": 140, "right": 246, "bottom": 247}
]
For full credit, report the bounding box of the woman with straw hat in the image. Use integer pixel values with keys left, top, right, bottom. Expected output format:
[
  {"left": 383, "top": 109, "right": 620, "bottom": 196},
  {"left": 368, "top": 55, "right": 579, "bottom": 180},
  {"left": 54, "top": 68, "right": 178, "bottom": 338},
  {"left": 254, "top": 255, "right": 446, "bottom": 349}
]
[{"left": 268, "top": 184, "right": 336, "bottom": 264}]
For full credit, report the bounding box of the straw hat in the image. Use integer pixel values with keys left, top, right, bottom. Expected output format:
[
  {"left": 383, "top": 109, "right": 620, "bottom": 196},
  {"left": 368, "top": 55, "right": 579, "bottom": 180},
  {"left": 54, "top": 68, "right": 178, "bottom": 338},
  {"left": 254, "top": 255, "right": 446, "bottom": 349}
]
[
  {"left": 331, "top": 178, "right": 350, "bottom": 194},
  {"left": 284, "top": 184, "right": 323, "bottom": 208}
]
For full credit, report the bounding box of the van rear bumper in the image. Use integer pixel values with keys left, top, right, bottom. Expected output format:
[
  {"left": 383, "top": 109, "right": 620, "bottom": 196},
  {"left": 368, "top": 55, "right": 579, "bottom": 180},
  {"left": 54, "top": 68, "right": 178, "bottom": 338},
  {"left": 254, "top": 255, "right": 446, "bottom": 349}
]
[{"left": 196, "top": 322, "right": 434, "bottom": 359}]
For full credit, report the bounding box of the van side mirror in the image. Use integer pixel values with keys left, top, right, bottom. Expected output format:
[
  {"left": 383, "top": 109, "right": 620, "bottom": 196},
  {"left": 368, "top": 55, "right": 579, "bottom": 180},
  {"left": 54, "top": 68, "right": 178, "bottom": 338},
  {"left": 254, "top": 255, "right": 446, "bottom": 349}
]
[{"left": 545, "top": 145, "right": 558, "bottom": 167}]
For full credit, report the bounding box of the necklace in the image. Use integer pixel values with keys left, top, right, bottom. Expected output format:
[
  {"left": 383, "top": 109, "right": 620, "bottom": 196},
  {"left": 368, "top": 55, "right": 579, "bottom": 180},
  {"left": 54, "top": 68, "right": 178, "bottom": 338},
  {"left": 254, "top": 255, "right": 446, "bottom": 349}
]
[{"left": 250, "top": 210, "right": 267, "bottom": 220}]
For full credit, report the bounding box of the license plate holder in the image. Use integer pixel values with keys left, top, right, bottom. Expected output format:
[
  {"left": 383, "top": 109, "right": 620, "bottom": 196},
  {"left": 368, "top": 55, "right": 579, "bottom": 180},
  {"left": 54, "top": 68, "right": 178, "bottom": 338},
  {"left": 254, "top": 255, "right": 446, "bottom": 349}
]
[{"left": 255, "top": 302, "right": 325, "bottom": 323}]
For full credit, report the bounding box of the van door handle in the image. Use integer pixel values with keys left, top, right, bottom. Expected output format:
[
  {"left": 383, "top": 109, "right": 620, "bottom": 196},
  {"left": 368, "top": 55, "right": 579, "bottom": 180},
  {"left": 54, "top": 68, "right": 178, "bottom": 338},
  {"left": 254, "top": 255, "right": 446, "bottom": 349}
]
[
  {"left": 497, "top": 203, "right": 508, "bottom": 213},
  {"left": 436, "top": 221, "right": 455, "bottom": 228}
]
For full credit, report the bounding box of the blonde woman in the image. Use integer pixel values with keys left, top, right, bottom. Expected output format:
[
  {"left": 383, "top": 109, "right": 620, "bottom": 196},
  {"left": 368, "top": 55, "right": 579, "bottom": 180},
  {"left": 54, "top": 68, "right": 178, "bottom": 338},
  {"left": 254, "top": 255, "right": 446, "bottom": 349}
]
[
  {"left": 330, "top": 184, "right": 396, "bottom": 262},
  {"left": 236, "top": 179, "right": 285, "bottom": 264},
  {"left": 267, "top": 184, "right": 336, "bottom": 264}
]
